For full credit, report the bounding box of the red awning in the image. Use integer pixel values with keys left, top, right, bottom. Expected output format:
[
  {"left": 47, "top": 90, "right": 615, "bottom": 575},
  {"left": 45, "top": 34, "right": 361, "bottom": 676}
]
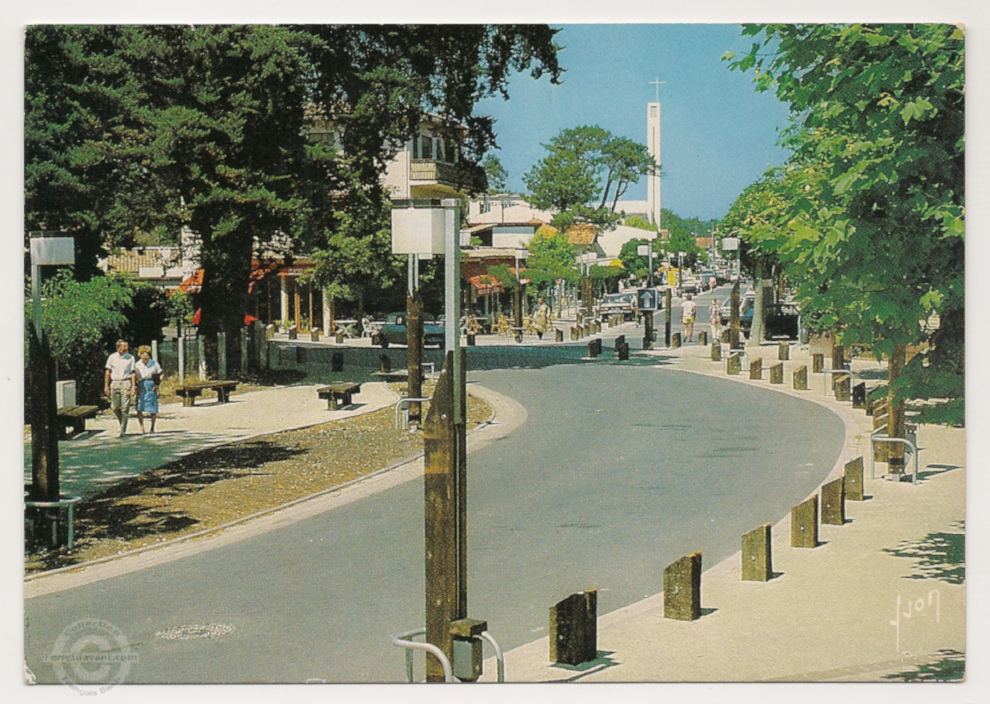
[{"left": 179, "top": 269, "right": 204, "bottom": 293}]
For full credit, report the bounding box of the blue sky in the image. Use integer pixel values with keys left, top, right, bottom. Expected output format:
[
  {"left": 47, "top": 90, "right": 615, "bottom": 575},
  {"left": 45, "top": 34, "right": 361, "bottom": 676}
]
[{"left": 475, "top": 24, "right": 794, "bottom": 222}]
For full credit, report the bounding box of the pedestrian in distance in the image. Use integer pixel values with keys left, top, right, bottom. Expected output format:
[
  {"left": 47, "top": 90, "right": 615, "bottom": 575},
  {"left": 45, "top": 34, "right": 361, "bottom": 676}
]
[
  {"left": 104, "top": 339, "right": 137, "bottom": 438},
  {"left": 709, "top": 298, "right": 723, "bottom": 342},
  {"left": 680, "top": 294, "right": 697, "bottom": 342},
  {"left": 532, "top": 297, "right": 551, "bottom": 340},
  {"left": 135, "top": 345, "right": 164, "bottom": 433}
]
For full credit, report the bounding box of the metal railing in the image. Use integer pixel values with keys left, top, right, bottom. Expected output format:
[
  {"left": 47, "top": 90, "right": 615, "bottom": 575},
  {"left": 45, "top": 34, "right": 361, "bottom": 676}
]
[
  {"left": 822, "top": 368, "right": 854, "bottom": 397},
  {"left": 395, "top": 397, "right": 431, "bottom": 429},
  {"left": 480, "top": 630, "right": 506, "bottom": 682},
  {"left": 24, "top": 495, "right": 82, "bottom": 548},
  {"left": 870, "top": 432, "right": 920, "bottom": 484},
  {"left": 392, "top": 627, "right": 453, "bottom": 683},
  {"left": 390, "top": 627, "right": 505, "bottom": 683}
]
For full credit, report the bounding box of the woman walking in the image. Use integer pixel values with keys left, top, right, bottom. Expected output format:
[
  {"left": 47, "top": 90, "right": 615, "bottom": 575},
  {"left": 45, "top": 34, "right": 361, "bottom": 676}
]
[{"left": 135, "top": 345, "right": 164, "bottom": 433}]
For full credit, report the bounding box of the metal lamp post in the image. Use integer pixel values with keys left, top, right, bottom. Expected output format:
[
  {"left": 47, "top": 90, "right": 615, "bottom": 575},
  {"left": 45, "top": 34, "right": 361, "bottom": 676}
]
[{"left": 27, "top": 233, "right": 75, "bottom": 548}]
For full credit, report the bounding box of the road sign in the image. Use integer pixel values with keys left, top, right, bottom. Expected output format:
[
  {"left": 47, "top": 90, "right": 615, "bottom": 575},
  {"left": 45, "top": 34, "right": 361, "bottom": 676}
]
[{"left": 637, "top": 287, "right": 658, "bottom": 311}]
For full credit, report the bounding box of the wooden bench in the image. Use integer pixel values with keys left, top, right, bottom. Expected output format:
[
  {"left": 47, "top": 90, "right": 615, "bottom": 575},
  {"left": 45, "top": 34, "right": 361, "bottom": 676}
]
[
  {"left": 176, "top": 380, "right": 238, "bottom": 407},
  {"left": 56, "top": 405, "right": 99, "bottom": 439},
  {"left": 317, "top": 382, "right": 362, "bottom": 410}
]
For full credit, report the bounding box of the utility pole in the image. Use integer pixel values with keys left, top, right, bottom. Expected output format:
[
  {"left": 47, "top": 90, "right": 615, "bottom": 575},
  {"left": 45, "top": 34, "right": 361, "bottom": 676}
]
[{"left": 422, "top": 199, "right": 468, "bottom": 681}]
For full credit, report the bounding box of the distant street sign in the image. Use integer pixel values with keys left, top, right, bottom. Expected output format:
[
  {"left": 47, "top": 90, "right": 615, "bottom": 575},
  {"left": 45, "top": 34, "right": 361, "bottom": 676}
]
[{"left": 637, "top": 287, "right": 658, "bottom": 312}]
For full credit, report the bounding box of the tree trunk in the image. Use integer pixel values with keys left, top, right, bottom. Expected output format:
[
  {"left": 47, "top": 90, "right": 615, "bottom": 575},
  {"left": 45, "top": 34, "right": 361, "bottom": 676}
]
[
  {"left": 749, "top": 259, "right": 765, "bottom": 346},
  {"left": 887, "top": 342, "right": 908, "bottom": 475}
]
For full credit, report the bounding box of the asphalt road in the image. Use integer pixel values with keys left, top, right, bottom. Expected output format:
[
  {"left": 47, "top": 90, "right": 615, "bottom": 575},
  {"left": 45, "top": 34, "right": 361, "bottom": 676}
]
[{"left": 25, "top": 354, "right": 844, "bottom": 683}]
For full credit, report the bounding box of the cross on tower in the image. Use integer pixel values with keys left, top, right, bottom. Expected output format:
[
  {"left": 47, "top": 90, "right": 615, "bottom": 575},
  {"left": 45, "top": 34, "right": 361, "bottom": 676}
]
[{"left": 650, "top": 78, "right": 666, "bottom": 102}]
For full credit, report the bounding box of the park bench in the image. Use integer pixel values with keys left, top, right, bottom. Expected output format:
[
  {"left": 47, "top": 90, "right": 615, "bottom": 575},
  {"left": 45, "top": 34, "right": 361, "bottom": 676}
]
[
  {"left": 55, "top": 405, "right": 99, "bottom": 439},
  {"left": 317, "top": 382, "right": 362, "bottom": 410},
  {"left": 176, "top": 380, "right": 238, "bottom": 407}
]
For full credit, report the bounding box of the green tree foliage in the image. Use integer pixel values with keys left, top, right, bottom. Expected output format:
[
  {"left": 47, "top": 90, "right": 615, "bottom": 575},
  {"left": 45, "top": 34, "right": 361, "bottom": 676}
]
[
  {"left": 523, "top": 125, "right": 657, "bottom": 231},
  {"left": 623, "top": 215, "right": 656, "bottom": 231},
  {"left": 726, "top": 24, "right": 964, "bottom": 421},
  {"left": 26, "top": 272, "right": 168, "bottom": 404},
  {"left": 524, "top": 225, "right": 578, "bottom": 293},
  {"left": 482, "top": 154, "right": 508, "bottom": 194},
  {"left": 619, "top": 238, "right": 652, "bottom": 279},
  {"left": 588, "top": 264, "right": 628, "bottom": 295},
  {"left": 25, "top": 25, "right": 562, "bottom": 371}
]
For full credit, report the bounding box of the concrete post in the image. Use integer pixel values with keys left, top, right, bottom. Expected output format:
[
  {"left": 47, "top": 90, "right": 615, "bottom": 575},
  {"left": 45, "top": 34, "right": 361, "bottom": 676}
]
[
  {"left": 852, "top": 382, "right": 867, "bottom": 409},
  {"left": 844, "top": 457, "right": 865, "bottom": 501},
  {"left": 790, "top": 496, "right": 819, "bottom": 548},
  {"left": 749, "top": 357, "right": 763, "bottom": 380},
  {"left": 834, "top": 375, "right": 851, "bottom": 402},
  {"left": 711, "top": 339, "right": 722, "bottom": 362},
  {"left": 821, "top": 478, "right": 845, "bottom": 526},
  {"left": 812, "top": 353, "right": 824, "bottom": 374},
  {"left": 549, "top": 589, "right": 598, "bottom": 666},
  {"left": 726, "top": 353, "right": 741, "bottom": 375},
  {"left": 741, "top": 524, "right": 772, "bottom": 582},
  {"left": 663, "top": 552, "right": 702, "bottom": 621}
]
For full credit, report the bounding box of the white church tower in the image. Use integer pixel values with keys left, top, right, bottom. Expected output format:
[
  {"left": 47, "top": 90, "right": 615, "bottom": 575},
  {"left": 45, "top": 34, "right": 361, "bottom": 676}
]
[{"left": 646, "top": 101, "right": 662, "bottom": 230}]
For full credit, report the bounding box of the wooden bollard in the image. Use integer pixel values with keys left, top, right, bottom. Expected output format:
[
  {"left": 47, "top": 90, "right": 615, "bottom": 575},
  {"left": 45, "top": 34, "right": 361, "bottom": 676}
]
[
  {"left": 749, "top": 357, "right": 763, "bottom": 380},
  {"left": 844, "top": 457, "right": 865, "bottom": 501},
  {"left": 812, "top": 353, "right": 824, "bottom": 373},
  {"left": 778, "top": 342, "right": 790, "bottom": 360},
  {"left": 698, "top": 331, "right": 708, "bottom": 345},
  {"left": 266, "top": 324, "right": 275, "bottom": 340},
  {"left": 618, "top": 342, "right": 629, "bottom": 361},
  {"left": 852, "top": 382, "right": 867, "bottom": 409},
  {"left": 821, "top": 478, "right": 845, "bottom": 525},
  {"left": 331, "top": 351, "right": 344, "bottom": 372},
  {"left": 711, "top": 339, "right": 722, "bottom": 362},
  {"left": 790, "top": 496, "right": 819, "bottom": 548},
  {"left": 671, "top": 332, "right": 681, "bottom": 349},
  {"left": 834, "top": 375, "right": 851, "bottom": 402},
  {"left": 335, "top": 329, "right": 345, "bottom": 344},
  {"left": 587, "top": 338, "right": 601, "bottom": 359},
  {"left": 549, "top": 589, "right": 597, "bottom": 666},
  {"left": 726, "top": 353, "right": 741, "bottom": 375},
  {"left": 379, "top": 354, "right": 392, "bottom": 374},
  {"left": 663, "top": 552, "right": 702, "bottom": 621},
  {"left": 769, "top": 362, "right": 784, "bottom": 384},
  {"left": 571, "top": 325, "right": 579, "bottom": 341},
  {"left": 288, "top": 325, "right": 298, "bottom": 340},
  {"left": 555, "top": 328, "right": 564, "bottom": 343},
  {"left": 793, "top": 365, "right": 808, "bottom": 390},
  {"left": 614, "top": 334, "right": 626, "bottom": 351},
  {"left": 594, "top": 320, "right": 602, "bottom": 334},
  {"left": 741, "top": 524, "right": 772, "bottom": 582},
  {"left": 720, "top": 329, "right": 731, "bottom": 343},
  {"left": 832, "top": 344, "right": 845, "bottom": 371}
]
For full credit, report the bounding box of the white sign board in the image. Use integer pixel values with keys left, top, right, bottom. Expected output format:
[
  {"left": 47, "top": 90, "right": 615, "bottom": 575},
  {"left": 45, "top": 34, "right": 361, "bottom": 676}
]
[
  {"left": 722, "top": 237, "right": 740, "bottom": 251},
  {"left": 391, "top": 207, "right": 446, "bottom": 255},
  {"left": 30, "top": 237, "right": 75, "bottom": 265},
  {"left": 637, "top": 244, "right": 650, "bottom": 256}
]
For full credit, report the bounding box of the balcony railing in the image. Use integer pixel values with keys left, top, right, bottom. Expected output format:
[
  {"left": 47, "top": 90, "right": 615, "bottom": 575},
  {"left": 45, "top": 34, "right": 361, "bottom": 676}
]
[{"left": 410, "top": 159, "right": 485, "bottom": 193}]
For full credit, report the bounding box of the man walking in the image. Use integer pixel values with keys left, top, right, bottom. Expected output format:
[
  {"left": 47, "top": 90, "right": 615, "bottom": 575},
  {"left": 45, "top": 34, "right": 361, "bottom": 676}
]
[
  {"left": 709, "top": 298, "right": 723, "bottom": 342},
  {"left": 680, "top": 294, "right": 697, "bottom": 342},
  {"left": 104, "top": 339, "right": 137, "bottom": 438}
]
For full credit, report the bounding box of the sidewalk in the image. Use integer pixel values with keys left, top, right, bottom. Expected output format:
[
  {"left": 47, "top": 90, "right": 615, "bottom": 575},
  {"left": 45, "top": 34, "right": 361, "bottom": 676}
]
[
  {"left": 483, "top": 339, "right": 966, "bottom": 682},
  {"left": 25, "top": 382, "right": 398, "bottom": 500}
]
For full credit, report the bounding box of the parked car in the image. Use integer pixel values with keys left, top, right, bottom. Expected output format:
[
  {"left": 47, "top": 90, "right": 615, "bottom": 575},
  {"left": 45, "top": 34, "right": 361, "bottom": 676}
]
[
  {"left": 764, "top": 303, "right": 801, "bottom": 340},
  {"left": 599, "top": 291, "right": 638, "bottom": 317},
  {"left": 720, "top": 293, "right": 755, "bottom": 337},
  {"left": 680, "top": 277, "right": 700, "bottom": 295},
  {"left": 375, "top": 311, "right": 445, "bottom": 348}
]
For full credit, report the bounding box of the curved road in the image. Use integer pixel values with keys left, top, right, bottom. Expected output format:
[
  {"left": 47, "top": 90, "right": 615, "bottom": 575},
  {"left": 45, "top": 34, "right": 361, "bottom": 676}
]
[{"left": 25, "top": 361, "right": 844, "bottom": 683}]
